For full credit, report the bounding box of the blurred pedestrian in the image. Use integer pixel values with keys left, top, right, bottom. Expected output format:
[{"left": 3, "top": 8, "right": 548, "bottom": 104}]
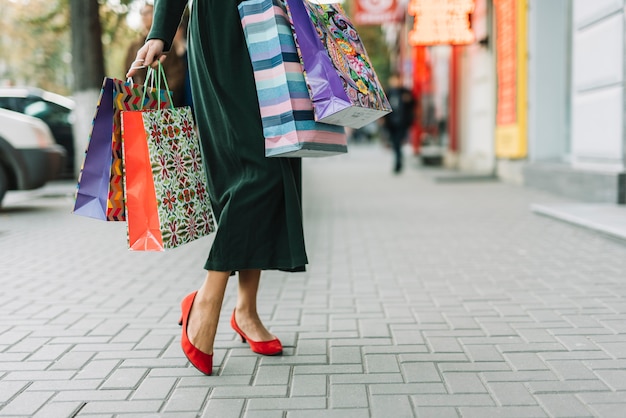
[
  {"left": 127, "top": 0, "right": 306, "bottom": 375},
  {"left": 125, "top": 2, "right": 186, "bottom": 107},
  {"left": 383, "top": 74, "right": 415, "bottom": 174}
]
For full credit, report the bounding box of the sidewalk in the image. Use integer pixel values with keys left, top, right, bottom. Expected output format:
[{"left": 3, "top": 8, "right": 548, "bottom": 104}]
[{"left": 1, "top": 143, "right": 626, "bottom": 417}]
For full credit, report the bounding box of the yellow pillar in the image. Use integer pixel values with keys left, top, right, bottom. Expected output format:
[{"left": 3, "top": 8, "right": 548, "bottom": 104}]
[{"left": 495, "top": 0, "right": 528, "bottom": 159}]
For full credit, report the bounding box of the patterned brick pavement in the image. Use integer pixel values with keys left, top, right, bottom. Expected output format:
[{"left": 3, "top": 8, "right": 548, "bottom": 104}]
[{"left": 1, "top": 144, "right": 625, "bottom": 417}]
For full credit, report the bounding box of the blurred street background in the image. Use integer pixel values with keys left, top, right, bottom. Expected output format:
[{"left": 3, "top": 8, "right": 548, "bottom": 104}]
[{"left": 2, "top": 0, "right": 626, "bottom": 417}]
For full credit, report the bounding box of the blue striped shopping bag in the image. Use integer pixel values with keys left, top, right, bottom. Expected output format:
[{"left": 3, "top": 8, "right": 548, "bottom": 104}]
[{"left": 238, "top": 0, "right": 347, "bottom": 157}]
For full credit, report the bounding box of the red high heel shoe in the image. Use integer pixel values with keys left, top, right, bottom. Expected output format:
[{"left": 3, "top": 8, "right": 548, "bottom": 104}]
[
  {"left": 178, "top": 291, "right": 213, "bottom": 375},
  {"left": 230, "top": 309, "right": 283, "bottom": 356}
]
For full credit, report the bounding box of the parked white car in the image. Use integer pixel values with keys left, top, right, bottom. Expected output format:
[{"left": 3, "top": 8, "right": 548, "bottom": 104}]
[{"left": 0, "top": 107, "right": 65, "bottom": 206}]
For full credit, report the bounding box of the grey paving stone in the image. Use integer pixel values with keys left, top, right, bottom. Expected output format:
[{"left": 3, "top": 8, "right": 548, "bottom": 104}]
[
  {"left": 54, "top": 389, "right": 132, "bottom": 402},
  {"left": 502, "top": 353, "right": 551, "bottom": 371},
  {"left": 329, "top": 347, "right": 362, "bottom": 364},
  {"left": 210, "top": 385, "right": 287, "bottom": 399},
  {"left": 162, "top": 386, "right": 210, "bottom": 413},
  {"left": 547, "top": 360, "right": 597, "bottom": 380},
  {"left": 457, "top": 406, "right": 548, "bottom": 418},
  {"left": 28, "top": 379, "right": 102, "bottom": 391},
  {"left": 329, "top": 384, "right": 368, "bottom": 408},
  {"left": 364, "top": 354, "right": 400, "bottom": 373},
  {"left": 246, "top": 396, "right": 326, "bottom": 410},
  {"left": 221, "top": 356, "right": 258, "bottom": 376},
  {"left": 401, "top": 362, "right": 442, "bottom": 383},
  {"left": 592, "top": 369, "right": 626, "bottom": 390},
  {"left": 442, "top": 372, "right": 488, "bottom": 394},
  {"left": 178, "top": 375, "right": 251, "bottom": 387},
  {"left": 243, "top": 411, "right": 285, "bottom": 418},
  {"left": 32, "top": 401, "right": 85, "bottom": 418},
  {"left": 3, "top": 371, "right": 75, "bottom": 381},
  {"left": 116, "top": 414, "right": 196, "bottom": 418},
  {"left": 362, "top": 345, "right": 428, "bottom": 355},
  {"left": 535, "top": 394, "right": 594, "bottom": 418},
  {"left": 390, "top": 328, "right": 425, "bottom": 345},
  {"left": 290, "top": 374, "right": 327, "bottom": 397},
  {"left": 26, "top": 343, "right": 72, "bottom": 362},
  {"left": 131, "top": 377, "right": 177, "bottom": 400},
  {"left": 100, "top": 368, "right": 147, "bottom": 390},
  {"left": 79, "top": 400, "right": 163, "bottom": 414},
  {"left": 287, "top": 410, "right": 369, "bottom": 418},
  {"left": 120, "top": 358, "right": 188, "bottom": 368},
  {"left": 462, "top": 344, "right": 504, "bottom": 362},
  {"left": 253, "top": 365, "right": 292, "bottom": 386},
  {"left": 0, "top": 361, "right": 49, "bottom": 372},
  {"left": 201, "top": 398, "right": 245, "bottom": 418},
  {"left": 399, "top": 354, "right": 468, "bottom": 363},
  {"left": 48, "top": 351, "right": 94, "bottom": 371},
  {"left": 586, "top": 403, "right": 626, "bottom": 418},
  {"left": 293, "top": 365, "right": 362, "bottom": 375},
  {"left": 482, "top": 370, "right": 558, "bottom": 383},
  {"left": 414, "top": 406, "right": 460, "bottom": 418},
  {"left": 488, "top": 382, "right": 538, "bottom": 406},
  {"left": 369, "top": 383, "right": 446, "bottom": 395},
  {"left": 527, "top": 380, "right": 610, "bottom": 394},
  {"left": 295, "top": 339, "right": 328, "bottom": 356},
  {"left": 0, "top": 390, "right": 54, "bottom": 416},
  {"left": 94, "top": 350, "right": 161, "bottom": 360},
  {"left": 0, "top": 381, "right": 28, "bottom": 403},
  {"left": 260, "top": 355, "right": 327, "bottom": 366},
  {"left": 370, "top": 395, "right": 415, "bottom": 418},
  {"left": 594, "top": 341, "right": 626, "bottom": 358}
]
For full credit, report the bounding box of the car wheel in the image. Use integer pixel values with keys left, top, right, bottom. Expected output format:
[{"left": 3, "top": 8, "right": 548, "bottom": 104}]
[{"left": 0, "top": 165, "right": 7, "bottom": 207}]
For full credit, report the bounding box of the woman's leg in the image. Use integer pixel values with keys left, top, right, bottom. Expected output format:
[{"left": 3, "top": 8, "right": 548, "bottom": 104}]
[
  {"left": 235, "top": 269, "right": 276, "bottom": 342},
  {"left": 187, "top": 270, "right": 230, "bottom": 354}
]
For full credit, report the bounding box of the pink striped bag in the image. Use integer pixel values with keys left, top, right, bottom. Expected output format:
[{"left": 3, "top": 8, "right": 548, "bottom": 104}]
[{"left": 238, "top": 0, "right": 347, "bottom": 157}]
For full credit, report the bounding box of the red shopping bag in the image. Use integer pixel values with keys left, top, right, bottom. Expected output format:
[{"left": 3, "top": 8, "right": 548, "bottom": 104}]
[
  {"left": 73, "top": 77, "right": 171, "bottom": 221},
  {"left": 121, "top": 67, "right": 215, "bottom": 251}
]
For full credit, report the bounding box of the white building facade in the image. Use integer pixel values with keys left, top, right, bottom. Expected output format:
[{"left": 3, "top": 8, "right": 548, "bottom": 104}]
[{"left": 523, "top": 0, "right": 626, "bottom": 203}]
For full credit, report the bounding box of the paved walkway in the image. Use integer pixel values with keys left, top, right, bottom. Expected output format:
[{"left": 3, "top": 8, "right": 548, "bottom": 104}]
[{"left": 1, "top": 144, "right": 626, "bottom": 417}]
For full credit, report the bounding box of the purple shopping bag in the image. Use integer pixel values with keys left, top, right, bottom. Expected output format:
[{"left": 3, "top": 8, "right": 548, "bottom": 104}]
[
  {"left": 285, "top": 0, "right": 391, "bottom": 129},
  {"left": 73, "top": 78, "right": 172, "bottom": 220},
  {"left": 73, "top": 78, "right": 115, "bottom": 220}
]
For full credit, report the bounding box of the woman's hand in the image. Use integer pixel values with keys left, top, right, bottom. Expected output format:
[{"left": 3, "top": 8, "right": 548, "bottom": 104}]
[{"left": 126, "top": 39, "right": 167, "bottom": 78}]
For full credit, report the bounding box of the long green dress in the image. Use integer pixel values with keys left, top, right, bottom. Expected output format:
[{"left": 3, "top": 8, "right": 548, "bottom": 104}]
[{"left": 149, "top": 0, "right": 307, "bottom": 272}]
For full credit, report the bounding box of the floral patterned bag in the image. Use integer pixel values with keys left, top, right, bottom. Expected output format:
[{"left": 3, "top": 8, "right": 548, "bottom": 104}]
[
  {"left": 121, "top": 67, "right": 215, "bottom": 251},
  {"left": 285, "top": 0, "right": 391, "bottom": 129}
]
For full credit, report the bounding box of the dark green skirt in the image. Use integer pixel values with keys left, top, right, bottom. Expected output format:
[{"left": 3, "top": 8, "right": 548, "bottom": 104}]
[{"left": 151, "top": 0, "right": 308, "bottom": 272}]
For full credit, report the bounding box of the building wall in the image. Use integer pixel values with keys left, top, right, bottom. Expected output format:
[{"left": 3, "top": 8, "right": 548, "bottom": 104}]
[
  {"left": 571, "top": 0, "right": 625, "bottom": 172},
  {"left": 457, "top": 0, "right": 496, "bottom": 174},
  {"left": 523, "top": 0, "right": 626, "bottom": 203},
  {"left": 527, "top": 0, "right": 570, "bottom": 162}
]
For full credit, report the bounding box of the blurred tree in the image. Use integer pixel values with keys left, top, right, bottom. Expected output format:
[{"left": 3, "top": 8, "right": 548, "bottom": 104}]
[
  {"left": 70, "top": 0, "right": 106, "bottom": 92},
  {"left": 0, "top": 0, "right": 139, "bottom": 94},
  {"left": 0, "top": 0, "right": 144, "bottom": 175},
  {"left": 70, "top": 0, "right": 106, "bottom": 176}
]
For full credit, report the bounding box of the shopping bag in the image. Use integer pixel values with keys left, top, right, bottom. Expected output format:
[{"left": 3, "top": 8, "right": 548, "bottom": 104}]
[
  {"left": 73, "top": 77, "right": 171, "bottom": 221},
  {"left": 238, "top": 0, "right": 347, "bottom": 157},
  {"left": 285, "top": 0, "right": 391, "bottom": 129},
  {"left": 121, "top": 70, "right": 216, "bottom": 251}
]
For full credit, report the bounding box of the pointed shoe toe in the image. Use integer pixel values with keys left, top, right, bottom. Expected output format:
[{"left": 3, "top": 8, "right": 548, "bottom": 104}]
[{"left": 180, "top": 291, "right": 213, "bottom": 375}]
